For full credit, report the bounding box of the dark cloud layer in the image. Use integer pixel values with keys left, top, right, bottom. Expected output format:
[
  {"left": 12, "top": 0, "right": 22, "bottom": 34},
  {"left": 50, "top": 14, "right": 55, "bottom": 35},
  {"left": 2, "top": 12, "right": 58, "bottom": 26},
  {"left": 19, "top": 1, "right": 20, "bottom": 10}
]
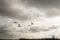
[
  {"left": 19, "top": 0, "right": 60, "bottom": 18},
  {"left": 0, "top": 0, "right": 60, "bottom": 20},
  {"left": 0, "top": 0, "right": 30, "bottom": 20},
  {"left": 21, "top": 0, "right": 60, "bottom": 8}
]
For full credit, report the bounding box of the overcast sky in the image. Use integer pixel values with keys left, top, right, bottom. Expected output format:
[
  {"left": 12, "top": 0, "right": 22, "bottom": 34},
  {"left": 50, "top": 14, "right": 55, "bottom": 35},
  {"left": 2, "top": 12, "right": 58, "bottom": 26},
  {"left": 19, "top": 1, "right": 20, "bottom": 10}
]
[
  {"left": 0, "top": 0, "right": 60, "bottom": 20},
  {"left": 0, "top": 0, "right": 60, "bottom": 39}
]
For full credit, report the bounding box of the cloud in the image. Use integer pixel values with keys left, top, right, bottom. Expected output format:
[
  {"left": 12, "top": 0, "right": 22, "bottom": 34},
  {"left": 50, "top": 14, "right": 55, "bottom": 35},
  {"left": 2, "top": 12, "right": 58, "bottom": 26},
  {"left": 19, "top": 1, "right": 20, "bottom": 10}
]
[
  {"left": 21, "top": 0, "right": 60, "bottom": 18},
  {"left": 0, "top": 0, "right": 55, "bottom": 21},
  {"left": 45, "top": 8, "right": 60, "bottom": 18},
  {"left": 0, "top": 0, "right": 37, "bottom": 21},
  {"left": 0, "top": 0, "right": 60, "bottom": 21},
  {"left": 0, "top": 17, "right": 20, "bottom": 39},
  {"left": 0, "top": 0, "right": 60, "bottom": 39},
  {"left": 21, "top": 0, "right": 60, "bottom": 8}
]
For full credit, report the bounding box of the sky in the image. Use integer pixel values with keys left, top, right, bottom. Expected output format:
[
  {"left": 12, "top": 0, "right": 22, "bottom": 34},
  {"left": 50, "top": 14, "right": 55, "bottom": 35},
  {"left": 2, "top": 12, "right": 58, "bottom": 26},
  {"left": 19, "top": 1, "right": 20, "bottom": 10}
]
[
  {"left": 0, "top": 0, "right": 60, "bottom": 20},
  {"left": 0, "top": 0, "right": 60, "bottom": 39}
]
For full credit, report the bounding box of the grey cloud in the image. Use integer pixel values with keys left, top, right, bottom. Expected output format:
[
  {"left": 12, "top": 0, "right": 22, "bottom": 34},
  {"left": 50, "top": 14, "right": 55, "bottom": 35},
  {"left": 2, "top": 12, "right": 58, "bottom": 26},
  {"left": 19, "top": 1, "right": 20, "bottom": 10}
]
[
  {"left": 0, "top": 0, "right": 60, "bottom": 39},
  {"left": 30, "top": 26, "right": 41, "bottom": 32},
  {"left": 0, "top": 25, "right": 8, "bottom": 33},
  {"left": 21, "top": 0, "right": 60, "bottom": 8},
  {"left": 46, "top": 8, "right": 60, "bottom": 18},
  {"left": 0, "top": 0, "right": 60, "bottom": 21},
  {"left": 0, "top": 0, "right": 34, "bottom": 21},
  {"left": 0, "top": 17, "right": 19, "bottom": 39},
  {"left": 21, "top": 0, "right": 60, "bottom": 18},
  {"left": 0, "top": 25, "right": 14, "bottom": 39}
]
